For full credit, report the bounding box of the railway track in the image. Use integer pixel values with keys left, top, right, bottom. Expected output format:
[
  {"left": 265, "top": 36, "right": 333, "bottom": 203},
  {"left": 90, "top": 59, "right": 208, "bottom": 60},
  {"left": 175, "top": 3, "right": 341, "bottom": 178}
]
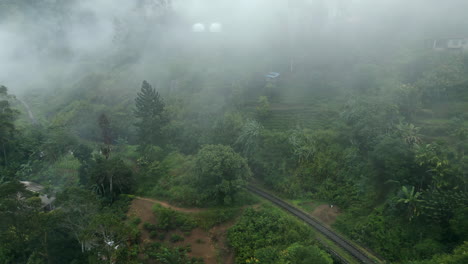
[{"left": 247, "top": 185, "right": 379, "bottom": 264}]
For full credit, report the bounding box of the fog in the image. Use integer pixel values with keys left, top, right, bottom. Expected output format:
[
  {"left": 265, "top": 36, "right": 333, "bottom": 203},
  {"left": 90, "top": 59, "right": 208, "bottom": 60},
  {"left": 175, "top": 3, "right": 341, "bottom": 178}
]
[{"left": 1, "top": 0, "right": 468, "bottom": 95}]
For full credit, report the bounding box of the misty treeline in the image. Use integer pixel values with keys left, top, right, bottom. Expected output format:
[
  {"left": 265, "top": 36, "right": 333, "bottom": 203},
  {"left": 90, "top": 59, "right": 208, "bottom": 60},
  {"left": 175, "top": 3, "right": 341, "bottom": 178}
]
[{"left": 1, "top": 0, "right": 468, "bottom": 263}]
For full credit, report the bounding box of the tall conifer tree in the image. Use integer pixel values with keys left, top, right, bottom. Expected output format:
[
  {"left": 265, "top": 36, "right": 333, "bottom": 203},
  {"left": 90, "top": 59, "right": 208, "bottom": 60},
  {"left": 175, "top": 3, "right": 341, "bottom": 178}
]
[{"left": 134, "top": 80, "right": 167, "bottom": 146}]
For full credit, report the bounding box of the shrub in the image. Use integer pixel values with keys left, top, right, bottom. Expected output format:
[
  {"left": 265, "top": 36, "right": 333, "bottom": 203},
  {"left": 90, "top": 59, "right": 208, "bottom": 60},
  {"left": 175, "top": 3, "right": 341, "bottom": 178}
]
[
  {"left": 149, "top": 231, "right": 158, "bottom": 239},
  {"left": 143, "top": 222, "right": 156, "bottom": 231},
  {"left": 152, "top": 204, "right": 197, "bottom": 231},
  {"left": 185, "top": 244, "right": 192, "bottom": 253},
  {"left": 170, "top": 234, "right": 184, "bottom": 243},
  {"left": 130, "top": 217, "right": 141, "bottom": 226}
]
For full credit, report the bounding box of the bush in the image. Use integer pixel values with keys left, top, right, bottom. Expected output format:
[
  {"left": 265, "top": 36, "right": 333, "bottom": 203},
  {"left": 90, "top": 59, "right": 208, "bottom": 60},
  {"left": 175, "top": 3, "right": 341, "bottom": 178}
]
[
  {"left": 170, "top": 234, "right": 184, "bottom": 243},
  {"left": 185, "top": 244, "right": 192, "bottom": 253},
  {"left": 152, "top": 204, "right": 197, "bottom": 231},
  {"left": 158, "top": 233, "right": 166, "bottom": 241},
  {"left": 149, "top": 231, "right": 158, "bottom": 239},
  {"left": 195, "top": 208, "right": 240, "bottom": 230},
  {"left": 130, "top": 217, "right": 141, "bottom": 226},
  {"left": 227, "top": 206, "right": 323, "bottom": 263},
  {"left": 143, "top": 222, "right": 156, "bottom": 231}
]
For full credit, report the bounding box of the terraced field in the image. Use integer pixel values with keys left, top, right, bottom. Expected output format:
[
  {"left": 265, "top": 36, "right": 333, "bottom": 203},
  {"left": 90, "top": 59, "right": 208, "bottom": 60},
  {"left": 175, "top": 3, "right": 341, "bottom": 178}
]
[
  {"left": 245, "top": 102, "right": 340, "bottom": 130},
  {"left": 244, "top": 75, "right": 344, "bottom": 130}
]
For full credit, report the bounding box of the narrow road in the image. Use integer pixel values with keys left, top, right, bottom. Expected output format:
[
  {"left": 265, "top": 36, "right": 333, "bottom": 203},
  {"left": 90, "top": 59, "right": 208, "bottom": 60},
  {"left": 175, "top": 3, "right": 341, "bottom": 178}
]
[{"left": 247, "top": 185, "right": 380, "bottom": 264}]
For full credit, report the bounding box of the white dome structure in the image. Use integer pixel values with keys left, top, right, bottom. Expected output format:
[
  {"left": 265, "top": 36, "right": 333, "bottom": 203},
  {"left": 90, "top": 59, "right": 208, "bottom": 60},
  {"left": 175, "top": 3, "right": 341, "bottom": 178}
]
[
  {"left": 192, "top": 23, "right": 205, "bottom": 32},
  {"left": 209, "top": 23, "right": 223, "bottom": 33}
]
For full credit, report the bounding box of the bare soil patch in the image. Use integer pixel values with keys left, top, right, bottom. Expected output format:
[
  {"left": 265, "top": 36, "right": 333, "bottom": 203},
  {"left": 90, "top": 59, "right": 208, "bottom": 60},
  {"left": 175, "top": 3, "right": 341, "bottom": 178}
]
[
  {"left": 128, "top": 197, "right": 235, "bottom": 264},
  {"left": 310, "top": 204, "right": 341, "bottom": 226}
]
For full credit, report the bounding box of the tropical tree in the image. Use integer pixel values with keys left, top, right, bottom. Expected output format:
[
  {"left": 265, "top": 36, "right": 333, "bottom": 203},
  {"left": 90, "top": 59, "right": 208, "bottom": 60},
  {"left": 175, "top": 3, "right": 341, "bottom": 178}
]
[
  {"left": 98, "top": 113, "right": 112, "bottom": 159},
  {"left": 341, "top": 98, "right": 399, "bottom": 151},
  {"left": 397, "top": 186, "right": 423, "bottom": 221},
  {"left": 288, "top": 129, "right": 318, "bottom": 164},
  {"left": 72, "top": 144, "right": 94, "bottom": 186},
  {"left": 235, "top": 119, "right": 262, "bottom": 158},
  {"left": 84, "top": 213, "right": 136, "bottom": 264},
  {"left": 415, "top": 57, "right": 467, "bottom": 105},
  {"left": 279, "top": 243, "right": 333, "bottom": 264},
  {"left": 396, "top": 122, "right": 422, "bottom": 147},
  {"left": 0, "top": 86, "right": 19, "bottom": 173},
  {"left": 194, "top": 145, "right": 251, "bottom": 205},
  {"left": 89, "top": 157, "right": 134, "bottom": 203},
  {"left": 0, "top": 181, "right": 45, "bottom": 263},
  {"left": 370, "top": 135, "right": 414, "bottom": 189},
  {"left": 56, "top": 187, "right": 100, "bottom": 253},
  {"left": 416, "top": 144, "right": 451, "bottom": 189},
  {"left": 212, "top": 112, "right": 245, "bottom": 146},
  {"left": 256, "top": 96, "right": 271, "bottom": 120}
]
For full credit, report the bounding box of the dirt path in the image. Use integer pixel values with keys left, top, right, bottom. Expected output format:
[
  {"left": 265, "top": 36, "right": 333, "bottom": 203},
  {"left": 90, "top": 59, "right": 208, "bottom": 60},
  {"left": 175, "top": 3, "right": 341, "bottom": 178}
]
[{"left": 135, "top": 196, "right": 205, "bottom": 213}]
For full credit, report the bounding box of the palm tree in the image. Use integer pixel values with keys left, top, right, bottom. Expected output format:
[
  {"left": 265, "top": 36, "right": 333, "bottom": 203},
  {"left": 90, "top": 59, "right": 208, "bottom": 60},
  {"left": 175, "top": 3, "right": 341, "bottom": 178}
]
[
  {"left": 397, "top": 186, "right": 423, "bottom": 221},
  {"left": 235, "top": 120, "right": 262, "bottom": 158},
  {"left": 396, "top": 122, "right": 422, "bottom": 147},
  {"left": 288, "top": 130, "right": 316, "bottom": 164}
]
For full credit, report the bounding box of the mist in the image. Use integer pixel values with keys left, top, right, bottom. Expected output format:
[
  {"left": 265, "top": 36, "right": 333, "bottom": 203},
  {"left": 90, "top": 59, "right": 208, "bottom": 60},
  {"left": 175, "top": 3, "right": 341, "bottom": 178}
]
[
  {"left": 1, "top": 0, "right": 466, "bottom": 96},
  {"left": 1, "top": 1, "right": 468, "bottom": 263}
]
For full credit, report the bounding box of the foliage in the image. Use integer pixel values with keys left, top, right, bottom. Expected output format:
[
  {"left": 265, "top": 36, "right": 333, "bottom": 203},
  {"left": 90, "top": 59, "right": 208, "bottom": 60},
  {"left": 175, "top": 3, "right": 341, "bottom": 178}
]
[
  {"left": 2, "top": 3, "right": 468, "bottom": 263},
  {"left": 83, "top": 212, "right": 138, "bottom": 263},
  {"left": 144, "top": 243, "right": 204, "bottom": 264},
  {"left": 341, "top": 98, "right": 399, "bottom": 151},
  {"left": 194, "top": 144, "right": 252, "bottom": 205},
  {"left": 397, "top": 186, "right": 423, "bottom": 221},
  {"left": 0, "top": 86, "right": 20, "bottom": 180},
  {"left": 170, "top": 234, "right": 184, "bottom": 243},
  {"left": 194, "top": 207, "right": 241, "bottom": 230},
  {"left": 0, "top": 181, "right": 85, "bottom": 264},
  {"left": 235, "top": 119, "right": 263, "bottom": 158},
  {"left": 89, "top": 156, "right": 134, "bottom": 202},
  {"left": 279, "top": 243, "right": 333, "bottom": 264},
  {"left": 152, "top": 204, "right": 197, "bottom": 231},
  {"left": 134, "top": 80, "right": 168, "bottom": 146},
  {"left": 256, "top": 96, "right": 271, "bottom": 120},
  {"left": 408, "top": 242, "right": 468, "bottom": 264},
  {"left": 228, "top": 207, "right": 330, "bottom": 264}
]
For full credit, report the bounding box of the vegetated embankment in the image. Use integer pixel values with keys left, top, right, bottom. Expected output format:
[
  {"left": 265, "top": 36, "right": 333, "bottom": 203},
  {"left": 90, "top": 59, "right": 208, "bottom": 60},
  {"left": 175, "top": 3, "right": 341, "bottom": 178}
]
[{"left": 247, "top": 185, "right": 383, "bottom": 264}]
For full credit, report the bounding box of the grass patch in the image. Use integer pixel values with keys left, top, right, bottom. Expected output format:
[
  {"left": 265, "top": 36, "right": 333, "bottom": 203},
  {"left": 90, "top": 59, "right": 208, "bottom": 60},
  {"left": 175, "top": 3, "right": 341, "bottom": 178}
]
[
  {"left": 152, "top": 204, "right": 197, "bottom": 231},
  {"left": 170, "top": 234, "right": 184, "bottom": 243},
  {"left": 193, "top": 207, "right": 241, "bottom": 230},
  {"left": 288, "top": 198, "right": 327, "bottom": 213},
  {"left": 129, "top": 216, "right": 141, "bottom": 226},
  {"left": 143, "top": 222, "right": 157, "bottom": 231}
]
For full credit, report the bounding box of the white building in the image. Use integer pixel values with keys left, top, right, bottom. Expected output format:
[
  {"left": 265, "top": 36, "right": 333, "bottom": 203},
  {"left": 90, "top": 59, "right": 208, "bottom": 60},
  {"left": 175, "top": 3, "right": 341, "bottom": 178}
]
[{"left": 426, "top": 37, "right": 468, "bottom": 52}]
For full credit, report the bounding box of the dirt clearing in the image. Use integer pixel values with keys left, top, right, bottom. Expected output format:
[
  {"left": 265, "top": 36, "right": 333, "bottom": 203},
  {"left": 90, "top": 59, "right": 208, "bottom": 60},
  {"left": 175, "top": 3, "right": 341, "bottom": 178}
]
[
  {"left": 311, "top": 204, "right": 341, "bottom": 226},
  {"left": 128, "top": 197, "right": 235, "bottom": 264}
]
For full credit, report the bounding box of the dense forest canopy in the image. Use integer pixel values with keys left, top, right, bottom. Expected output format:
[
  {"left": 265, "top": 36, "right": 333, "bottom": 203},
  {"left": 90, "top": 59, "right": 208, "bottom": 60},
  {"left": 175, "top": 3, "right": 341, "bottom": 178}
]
[{"left": 1, "top": 0, "right": 467, "bottom": 263}]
